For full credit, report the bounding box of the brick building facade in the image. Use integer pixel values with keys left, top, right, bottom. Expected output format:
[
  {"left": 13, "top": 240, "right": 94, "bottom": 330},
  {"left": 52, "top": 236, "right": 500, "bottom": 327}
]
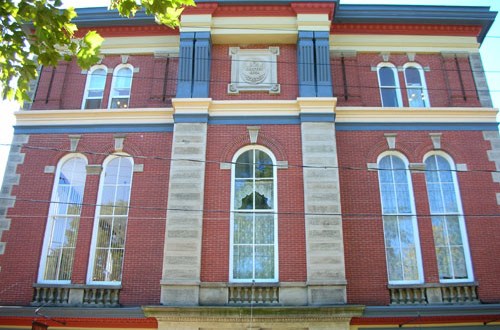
[{"left": 1, "top": 1, "right": 500, "bottom": 329}]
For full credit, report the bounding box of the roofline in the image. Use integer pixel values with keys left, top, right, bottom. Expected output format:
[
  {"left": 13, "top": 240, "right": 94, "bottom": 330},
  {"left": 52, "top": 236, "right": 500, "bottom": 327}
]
[
  {"left": 334, "top": 4, "right": 497, "bottom": 43},
  {"left": 73, "top": 3, "right": 497, "bottom": 43}
]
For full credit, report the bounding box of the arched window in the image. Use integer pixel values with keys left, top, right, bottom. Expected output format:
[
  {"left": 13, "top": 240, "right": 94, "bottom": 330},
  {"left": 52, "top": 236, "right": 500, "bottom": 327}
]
[
  {"left": 230, "top": 146, "right": 278, "bottom": 282},
  {"left": 38, "top": 154, "right": 87, "bottom": 283},
  {"left": 424, "top": 153, "right": 473, "bottom": 282},
  {"left": 377, "top": 63, "right": 402, "bottom": 107},
  {"left": 82, "top": 65, "right": 107, "bottom": 109},
  {"left": 404, "top": 63, "right": 430, "bottom": 108},
  {"left": 108, "top": 64, "right": 133, "bottom": 109},
  {"left": 88, "top": 155, "right": 134, "bottom": 284},
  {"left": 377, "top": 153, "right": 423, "bottom": 284}
]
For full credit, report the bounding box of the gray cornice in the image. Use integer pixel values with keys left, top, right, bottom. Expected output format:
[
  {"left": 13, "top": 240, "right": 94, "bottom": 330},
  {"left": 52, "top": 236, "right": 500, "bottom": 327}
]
[
  {"left": 363, "top": 304, "right": 500, "bottom": 318},
  {"left": 334, "top": 4, "right": 497, "bottom": 43},
  {"left": 73, "top": 7, "right": 156, "bottom": 27}
]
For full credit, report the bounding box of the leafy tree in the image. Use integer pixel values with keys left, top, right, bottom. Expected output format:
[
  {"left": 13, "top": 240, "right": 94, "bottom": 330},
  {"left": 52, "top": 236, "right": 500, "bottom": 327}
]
[{"left": 0, "top": 0, "right": 195, "bottom": 103}]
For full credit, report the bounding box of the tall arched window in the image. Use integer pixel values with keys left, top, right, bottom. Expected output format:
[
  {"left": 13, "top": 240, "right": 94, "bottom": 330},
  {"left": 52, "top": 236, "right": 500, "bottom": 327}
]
[
  {"left": 109, "top": 64, "right": 133, "bottom": 109},
  {"left": 378, "top": 153, "right": 423, "bottom": 284},
  {"left": 82, "top": 65, "right": 107, "bottom": 109},
  {"left": 404, "top": 63, "right": 430, "bottom": 108},
  {"left": 38, "top": 154, "right": 87, "bottom": 283},
  {"left": 88, "top": 155, "right": 134, "bottom": 284},
  {"left": 377, "top": 63, "right": 402, "bottom": 107},
  {"left": 230, "top": 146, "right": 278, "bottom": 282},
  {"left": 424, "top": 153, "right": 473, "bottom": 282}
]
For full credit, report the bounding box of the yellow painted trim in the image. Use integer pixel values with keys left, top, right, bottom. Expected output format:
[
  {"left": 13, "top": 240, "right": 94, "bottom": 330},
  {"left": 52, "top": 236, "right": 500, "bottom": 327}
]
[
  {"left": 15, "top": 108, "right": 174, "bottom": 126},
  {"left": 330, "top": 35, "right": 480, "bottom": 53},
  {"left": 336, "top": 107, "right": 499, "bottom": 123},
  {"left": 101, "top": 36, "right": 179, "bottom": 55}
]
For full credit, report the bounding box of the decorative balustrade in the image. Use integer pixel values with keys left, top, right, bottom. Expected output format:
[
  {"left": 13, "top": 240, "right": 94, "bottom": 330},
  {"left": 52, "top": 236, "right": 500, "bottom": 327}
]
[
  {"left": 389, "top": 283, "right": 479, "bottom": 305},
  {"left": 228, "top": 285, "right": 279, "bottom": 304},
  {"left": 32, "top": 284, "right": 121, "bottom": 307}
]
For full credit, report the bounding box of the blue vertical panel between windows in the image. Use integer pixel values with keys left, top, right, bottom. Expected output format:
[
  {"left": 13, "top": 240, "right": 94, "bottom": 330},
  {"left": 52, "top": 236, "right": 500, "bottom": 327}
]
[
  {"left": 314, "top": 31, "right": 333, "bottom": 97},
  {"left": 297, "top": 31, "right": 316, "bottom": 97},
  {"left": 176, "top": 32, "right": 195, "bottom": 98},
  {"left": 192, "top": 32, "right": 211, "bottom": 98}
]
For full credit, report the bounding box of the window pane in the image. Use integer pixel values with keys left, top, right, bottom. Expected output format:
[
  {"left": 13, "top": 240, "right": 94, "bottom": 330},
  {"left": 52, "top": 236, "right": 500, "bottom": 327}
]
[
  {"left": 402, "top": 247, "right": 419, "bottom": 281},
  {"left": 255, "top": 215, "right": 274, "bottom": 244},
  {"left": 407, "top": 88, "right": 425, "bottom": 107},
  {"left": 110, "top": 98, "right": 130, "bottom": 109},
  {"left": 436, "top": 246, "right": 451, "bottom": 279},
  {"left": 255, "top": 246, "right": 274, "bottom": 279},
  {"left": 386, "top": 247, "right": 403, "bottom": 281},
  {"left": 379, "top": 67, "right": 397, "bottom": 86},
  {"left": 255, "top": 150, "right": 273, "bottom": 178},
  {"left": 89, "top": 69, "right": 106, "bottom": 90},
  {"left": 234, "top": 179, "right": 254, "bottom": 209},
  {"left": 451, "top": 247, "right": 467, "bottom": 278},
  {"left": 405, "top": 67, "right": 422, "bottom": 86},
  {"left": 234, "top": 213, "right": 253, "bottom": 244},
  {"left": 383, "top": 216, "right": 399, "bottom": 249},
  {"left": 236, "top": 151, "right": 253, "bottom": 178},
  {"left": 233, "top": 245, "right": 253, "bottom": 279},
  {"left": 85, "top": 98, "right": 102, "bottom": 109},
  {"left": 381, "top": 88, "right": 400, "bottom": 107},
  {"left": 432, "top": 216, "right": 446, "bottom": 246},
  {"left": 255, "top": 181, "right": 273, "bottom": 209}
]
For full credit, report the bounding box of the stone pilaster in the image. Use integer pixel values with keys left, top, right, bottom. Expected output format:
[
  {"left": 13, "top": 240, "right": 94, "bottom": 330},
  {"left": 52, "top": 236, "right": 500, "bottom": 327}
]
[
  {"left": 470, "top": 52, "right": 493, "bottom": 108},
  {"left": 176, "top": 32, "right": 195, "bottom": 98},
  {"left": 0, "top": 134, "right": 28, "bottom": 257},
  {"left": 299, "top": 99, "right": 346, "bottom": 305},
  {"left": 484, "top": 131, "right": 500, "bottom": 206},
  {"left": 161, "top": 106, "right": 208, "bottom": 305},
  {"left": 297, "top": 31, "right": 316, "bottom": 97}
]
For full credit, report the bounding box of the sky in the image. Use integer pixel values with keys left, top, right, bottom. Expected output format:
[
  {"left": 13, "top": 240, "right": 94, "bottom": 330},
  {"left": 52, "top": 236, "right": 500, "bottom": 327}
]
[{"left": 0, "top": 0, "right": 499, "bottom": 187}]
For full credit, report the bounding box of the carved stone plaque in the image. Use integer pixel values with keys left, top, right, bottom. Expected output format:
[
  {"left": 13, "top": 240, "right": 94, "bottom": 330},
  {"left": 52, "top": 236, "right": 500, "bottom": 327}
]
[{"left": 228, "top": 47, "right": 280, "bottom": 94}]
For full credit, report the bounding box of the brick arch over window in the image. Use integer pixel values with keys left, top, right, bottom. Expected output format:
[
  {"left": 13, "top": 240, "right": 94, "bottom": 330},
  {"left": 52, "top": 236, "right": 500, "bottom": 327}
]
[
  {"left": 220, "top": 131, "right": 288, "bottom": 165},
  {"left": 365, "top": 137, "right": 414, "bottom": 164}
]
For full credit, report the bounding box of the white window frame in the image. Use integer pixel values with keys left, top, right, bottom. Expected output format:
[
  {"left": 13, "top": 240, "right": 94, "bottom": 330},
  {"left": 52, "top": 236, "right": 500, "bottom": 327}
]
[
  {"left": 403, "top": 63, "right": 430, "bottom": 108},
  {"left": 229, "top": 145, "right": 279, "bottom": 283},
  {"left": 377, "top": 63, "right": 403, "bottom": 108},
  {"left": 423, "top": 151, "right": 474, "bottom": 283},
  {"left": 81, "top": 65, "right": 108, "bottom": 110},
  {"left": 377, "top": 151, "right": 424, "bottom": 285},
  {"left": 87, "top": 153, "right": 134, "bottom": 286},
  {"left": 38, "top": 153, "right": 88, "bottom": 284},
  {"left": 108, "top": 64, "right": 133, "bottom": 109}
]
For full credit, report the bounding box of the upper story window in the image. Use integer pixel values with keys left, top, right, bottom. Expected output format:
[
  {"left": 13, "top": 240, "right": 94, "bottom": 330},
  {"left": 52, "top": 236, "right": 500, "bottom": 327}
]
[
  {"left": 109, "top": 64, "right": 133, "bottom": 109},
  {"left": 82, "top": 65, "right": 107, "bottom": 109},
  {"left": 230, "top": 146, "right": 278, "bottom": 282},
  {"left": 88, "top": 155, "right": 134, "bottom": 285},
  {"left": 377, "top": 152, "right": 423, "bottom": 284},
  {"left": 38, "top": 154, "right": 87, "bottom": 283},
  {"left": 424, "top": 153, "right": 473, "bottom": 282},
  {"left": 377, "top": 63, "right": 402, "bottom": 107},
  {"left": 404, "top": 63, "right": 430, "bottom": 108}
]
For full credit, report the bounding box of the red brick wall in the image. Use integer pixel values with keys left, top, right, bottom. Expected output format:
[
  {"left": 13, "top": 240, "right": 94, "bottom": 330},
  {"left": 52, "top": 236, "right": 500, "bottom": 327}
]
[
  {"left": 31, "top": 55, "right": 178, "bottom": 110},
  {"left": 201, "top": 124, "right": 307, "bottom": 282},
  {"left": 333, "top": 53, "right": 482, "bottom": 108},
  {"left": 338, "top": 130, "right": 500, "bottom": 305},
  {"left": 210, "top": 45, "right": 299, "bottom": 101},
  {"left": 0, "top": 132, "right": 172, "bottom": 306}
]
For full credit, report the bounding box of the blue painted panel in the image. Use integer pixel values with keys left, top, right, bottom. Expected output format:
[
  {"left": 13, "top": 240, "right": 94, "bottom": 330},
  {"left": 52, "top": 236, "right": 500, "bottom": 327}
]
[
  {"left": 176, "top": 33, "right": 195, "bottom": 98},
  {"left": 336, "top": 122, "right": 499, "bottom": 131},
  {"left": 208, "top": 116, "right": 301, "bottom": 125},
  {"left": 297, "top": 31, "right": 316, "bottom": 97},
  {"left": 314, "top": 31, "right": 333, "bottom": 97},
  {"left": 174, "top": 113, "right": 209, "bottom": 123},
  {"left": 192, "top": 32, "right": 211, "bottom": 98},
  {"left": 300, "top": 112, "right": 336, "bottom": 122},
  {"left": 14, "top": 124, "right": 174, "bottom": 134}
]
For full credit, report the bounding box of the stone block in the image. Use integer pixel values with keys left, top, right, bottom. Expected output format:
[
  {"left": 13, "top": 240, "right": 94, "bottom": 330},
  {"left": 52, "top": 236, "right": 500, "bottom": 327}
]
[
  {"left": 484, "top": 131, "right": 500, "bottom": 140},
  {"left": 161, "top": 285, "right": 199, "bottom": 306},
  {"left": 426, "top": 287, "right": 443, "bottom": 304},
  {"left": 68, "top": 288, "right": 84, "bottom": 305},
  {"left": 279, "top": 285, "right": 307, "bottom": 306},
  {"left": 308, "top": 285, "right": 346, "bottom": 305},
  {"left": 199, "top": 285, "right": 228, "bottom": 306}
]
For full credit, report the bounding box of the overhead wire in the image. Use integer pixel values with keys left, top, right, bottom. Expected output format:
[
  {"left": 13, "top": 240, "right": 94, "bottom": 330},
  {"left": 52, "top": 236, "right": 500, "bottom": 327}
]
[{"left": 1, "top": 142, "right": 499, "bottom": 174}]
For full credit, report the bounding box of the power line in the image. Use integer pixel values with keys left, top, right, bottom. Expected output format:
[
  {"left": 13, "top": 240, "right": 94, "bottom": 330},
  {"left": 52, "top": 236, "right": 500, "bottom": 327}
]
[
  {"left": 1, "top": 142, "right": 499, "bottom": 174},
  {"left": 1, "top": 196, "right": 498, "bottom": 220}
]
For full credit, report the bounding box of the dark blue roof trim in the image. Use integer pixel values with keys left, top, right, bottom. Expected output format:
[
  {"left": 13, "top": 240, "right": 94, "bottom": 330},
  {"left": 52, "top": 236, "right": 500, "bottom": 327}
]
[
  {"left": 209, "top": 116, "right": 300, "bottom": 125},
  {"left": 336, "top": 122, "right": 499, "bottom": 131},
  {"left": 334, "top": 4, "right": 497, "bottom": 43},
  {"left": 14, "top": 124, "right": 174, "bottom": 134},
  {"left": 73, "top": 7, "right": 157, "bottom": 27}
]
